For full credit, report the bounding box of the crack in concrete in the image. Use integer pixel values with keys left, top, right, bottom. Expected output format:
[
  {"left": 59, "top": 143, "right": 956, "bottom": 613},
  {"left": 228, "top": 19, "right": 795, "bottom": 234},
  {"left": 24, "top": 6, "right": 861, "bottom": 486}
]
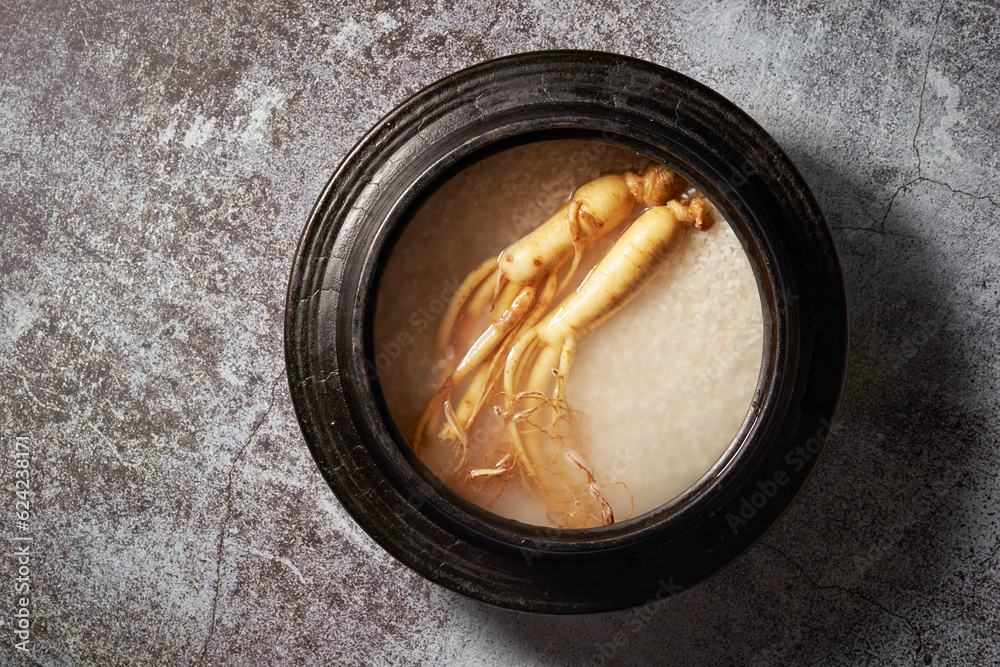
[
  {"left": 878, "top": 1, "right": 1000, "bottom": 226},
  {"left": 195, "top": 371, "right": 284, "bottom": 666},
  {"left": 879, "top": 175, "right": 1000, "bottom": 232},
  {"left": 913, "top": 0, "right": 947, "bottom": 178},
  {"left": 922, "top": 177, "right": 1000, "bottom": 207},
  {"left": 878, "top": 177, "right": 923, "bottom": 231},
  {"left": 760, "top": 542, "right": 924, "bottom": 666},
  {"left": 880, "top": 0, "right": 947, "bottom": 233}
]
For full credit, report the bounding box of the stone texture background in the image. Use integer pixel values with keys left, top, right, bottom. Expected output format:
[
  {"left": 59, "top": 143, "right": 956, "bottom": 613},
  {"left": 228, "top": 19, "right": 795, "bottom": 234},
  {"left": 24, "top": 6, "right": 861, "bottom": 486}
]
[{"left": 1, "top": 0, "right": 998, "bottom": 664}]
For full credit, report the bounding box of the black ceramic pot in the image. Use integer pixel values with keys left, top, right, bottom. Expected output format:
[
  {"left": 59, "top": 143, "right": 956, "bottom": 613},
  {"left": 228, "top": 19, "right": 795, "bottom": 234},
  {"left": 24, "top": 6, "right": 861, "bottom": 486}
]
[{"left": 284, "top": 50, "right": 847, "bottom": 613}]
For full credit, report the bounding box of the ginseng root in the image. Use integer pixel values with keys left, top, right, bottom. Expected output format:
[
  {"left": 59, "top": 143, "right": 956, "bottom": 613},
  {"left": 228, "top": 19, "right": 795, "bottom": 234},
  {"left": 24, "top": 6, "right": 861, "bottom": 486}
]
[
  {"left": 413, "top": 164, "right": 682, "bottom": 454},
  {"left": 501, "top": 199, "right": 710, "bottom": 527}
]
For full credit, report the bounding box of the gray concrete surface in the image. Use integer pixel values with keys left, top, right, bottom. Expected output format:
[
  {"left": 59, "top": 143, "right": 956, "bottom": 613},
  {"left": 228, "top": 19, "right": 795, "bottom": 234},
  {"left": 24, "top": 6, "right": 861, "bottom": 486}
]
[{"left": 2, "top": 0, "right": 998, "bottom": 664}]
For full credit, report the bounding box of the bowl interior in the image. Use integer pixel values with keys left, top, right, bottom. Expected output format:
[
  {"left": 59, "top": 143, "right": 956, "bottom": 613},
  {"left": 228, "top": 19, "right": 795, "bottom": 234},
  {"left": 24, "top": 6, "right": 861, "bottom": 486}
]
[{"left": 367, "top": 132, "right": 775, "bottom": 543}]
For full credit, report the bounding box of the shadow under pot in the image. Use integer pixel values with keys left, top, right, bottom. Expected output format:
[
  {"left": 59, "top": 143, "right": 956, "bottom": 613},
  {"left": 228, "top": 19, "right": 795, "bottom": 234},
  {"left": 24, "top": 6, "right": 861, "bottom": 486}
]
[{"left": 284, "top": 50, "right": 848, "bottom": 614}]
